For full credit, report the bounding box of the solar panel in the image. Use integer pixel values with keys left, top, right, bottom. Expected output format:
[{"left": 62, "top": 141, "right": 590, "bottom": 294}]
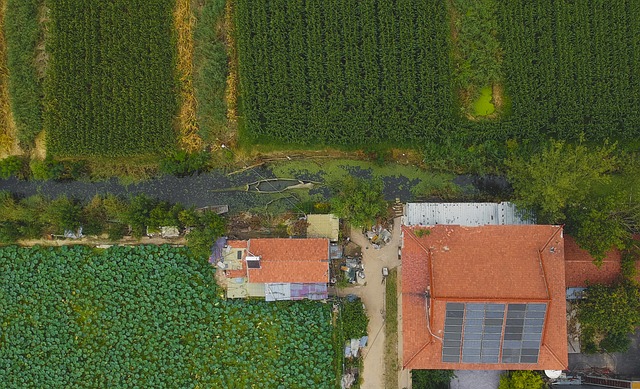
[
  {"left": 501, "top": 303, "right": 546, "bottom": 363},
  {"left": 442, "top": 302, "right": 546, "bottom": 364}
]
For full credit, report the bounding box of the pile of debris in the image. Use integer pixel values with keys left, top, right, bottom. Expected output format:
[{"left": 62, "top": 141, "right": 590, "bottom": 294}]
[
  {"left": 365, "top": 224, "right": 392, "bottom": 249},
  {"left": 341, "top": 256, "right": 365, "bottom": 284}
]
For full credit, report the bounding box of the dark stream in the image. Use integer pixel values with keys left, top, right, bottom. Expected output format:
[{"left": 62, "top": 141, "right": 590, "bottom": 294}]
[{"left": 0, "top": 166, "right": 511, "bottom": 211}]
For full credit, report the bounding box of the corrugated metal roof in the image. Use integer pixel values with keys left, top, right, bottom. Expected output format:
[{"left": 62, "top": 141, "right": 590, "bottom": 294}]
[{"left": 403, "top": 202, "right": 533, "bottom": 226}]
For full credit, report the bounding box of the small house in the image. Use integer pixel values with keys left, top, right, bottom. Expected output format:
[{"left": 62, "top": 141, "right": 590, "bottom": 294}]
[{"left": 217, "top": 238, "right": 330, "bottom": 301}]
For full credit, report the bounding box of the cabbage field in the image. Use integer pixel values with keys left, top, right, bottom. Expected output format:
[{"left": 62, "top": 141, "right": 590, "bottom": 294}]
[
  {"left": 0, "top": 245, "right": 336, "bottom": 387},
  {"left": 44, "top": 0, "right": 177, "bottom": 157}
]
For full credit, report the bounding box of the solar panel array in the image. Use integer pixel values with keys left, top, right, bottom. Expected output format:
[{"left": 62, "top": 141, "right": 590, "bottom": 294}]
[{"left": 442, "top": 302, "right": 546, "bottom": 364}]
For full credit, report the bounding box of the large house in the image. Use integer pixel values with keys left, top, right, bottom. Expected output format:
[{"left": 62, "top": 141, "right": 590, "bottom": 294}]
[
  {"left": 401, "top": 223, "right": 568, "bottom": 370},
  {"left": 215, "top": 238, "right": 331, "bottom": 301}
]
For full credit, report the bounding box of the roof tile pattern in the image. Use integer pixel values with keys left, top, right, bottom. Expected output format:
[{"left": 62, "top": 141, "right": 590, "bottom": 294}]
[
  {"left": 401, "top": 225, "right": 567, "bottom": 370},
  {"left": 224, "top": 238, "right": 329, "bottom": 283}
]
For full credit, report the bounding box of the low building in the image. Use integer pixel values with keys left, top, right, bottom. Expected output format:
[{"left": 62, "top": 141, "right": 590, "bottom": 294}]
[
  {"left": 306, "top": 214, "right": 340, "bottom": 242},
  {"left": 403, "top": 202, "right": 532, "bottom": 227},
  {"left": 401, "top": 224, "right": 568, "bottom": 370},
  {"left": 217, "top": 238, "right": 330, "bottom": 301}
]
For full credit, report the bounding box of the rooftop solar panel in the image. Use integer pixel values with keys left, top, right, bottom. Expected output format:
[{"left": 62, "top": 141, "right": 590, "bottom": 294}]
[{"left": 442, "top": 302, "right": 547, "bottom": 364}]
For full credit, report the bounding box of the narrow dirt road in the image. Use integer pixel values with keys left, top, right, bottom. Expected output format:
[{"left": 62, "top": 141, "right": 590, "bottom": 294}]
[{"left": 339, "top": 217, "right": 402, "bottom": 389}]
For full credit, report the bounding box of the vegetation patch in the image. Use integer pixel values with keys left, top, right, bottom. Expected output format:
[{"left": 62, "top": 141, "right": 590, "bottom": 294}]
[
  {"left": 472, "top": 86, "right": 495, "bottom": 116},
  {"left": 0, "top": 0, "right": 18, "bottom": 155},
  {"left": 5, "top": 0, "right": 43, "bottom": 148},
  {"left": 44, "top": 0, "right": 177, "bottom": 157},
  {"left": 235, "top": 0, "right": 453, "bottom": 146},
  {"left": 448, "top": 0, "right": 502, "bottom": 115},
  {"left": 384, "top": 268, "right": 398, "bottom": 389},
  {"left": 577, "top": 280, "right": 640, "bottom": 353},
  {"left": 0, "top": 245, "right": 336, "bottom": 387},
  {"left": 192, "top": 0, "right": 230, "bottom": 145}
]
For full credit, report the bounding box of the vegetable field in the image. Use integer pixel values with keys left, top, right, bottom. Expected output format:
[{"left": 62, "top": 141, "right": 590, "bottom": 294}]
[
  {"left": 0, "top": 245, "right": 336, "bottom": 387},
  {"left": 235, "top": 0, "right": 454, "bottom": 146},
  {"left": 44, "top": 0, "right": 177, "bottom": 157},
  {"left": 498, "top": 0, "right": 640, "bottom": 142}
]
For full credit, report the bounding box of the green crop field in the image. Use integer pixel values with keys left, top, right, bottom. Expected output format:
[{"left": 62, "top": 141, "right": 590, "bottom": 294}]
[
  {"left": 0, "top": 245, "right": 336, "bottom": 387},
  {"left": 235, "top": 0, "right": 640, "bottom": 149},
  {"left": 497, "top": 0, "right": 640, "bottom": 142},
  {"left": 235, "top": 0, "right": 454, "bottom": 146},
  {"left": 44, "top": 0, "right": 178, "bottom": 157}
]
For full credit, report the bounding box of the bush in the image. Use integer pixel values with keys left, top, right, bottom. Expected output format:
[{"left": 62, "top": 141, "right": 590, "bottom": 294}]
[
  {"left": 160, "top": 150, "right": 211, "bottom": 176},
  {"left": 498, "top": 370, "right": 544, "bottom": 389},
  {"left": 30, "top": 157, "right": 65, "bottom": 180},
  {"left": 411, "top": 370, "right": 455, "bottom": 389},
  {"left": 341, "top": 298, "right": 368, "bottom": 340},
  {"left": 578, "top": 281, "right": 640, "bottom": 353},
  {"left": 0, "top": 156, "right": 25, "bottom": 179}
]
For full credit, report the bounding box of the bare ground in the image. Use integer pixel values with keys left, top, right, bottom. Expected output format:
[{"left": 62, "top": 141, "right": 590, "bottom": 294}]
[{"left": 338, "top": 218, "right": 402, "bottom": 388}]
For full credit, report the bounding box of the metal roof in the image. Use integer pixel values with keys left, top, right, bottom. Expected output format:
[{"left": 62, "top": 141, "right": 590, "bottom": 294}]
[{"left": 403, "top": 202, "right": 533, "bottom": 226}]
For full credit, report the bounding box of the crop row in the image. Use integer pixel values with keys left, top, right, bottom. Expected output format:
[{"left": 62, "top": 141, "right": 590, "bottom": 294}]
[
  {"left": 44, "top": 0, "right": 178, "bottom": 157},
  {"left": 235, "top": 0, "right": 454, "bottom": 146}
]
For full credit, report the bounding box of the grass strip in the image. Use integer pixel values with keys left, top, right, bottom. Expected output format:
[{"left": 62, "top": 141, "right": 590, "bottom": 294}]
[{"left": 385, "top": 268, "right": 398, "bottom": 389}]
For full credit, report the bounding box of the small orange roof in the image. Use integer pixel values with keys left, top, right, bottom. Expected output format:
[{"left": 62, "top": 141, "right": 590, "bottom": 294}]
[
  {"left": 224, "top": 238, "right": 329, "bottom": 283},
  {"left": 564, "top": 235, "right": 622, "bottom": 287},
  {"left": 401, "top": 225, "right": 567, "bottom": 370}
]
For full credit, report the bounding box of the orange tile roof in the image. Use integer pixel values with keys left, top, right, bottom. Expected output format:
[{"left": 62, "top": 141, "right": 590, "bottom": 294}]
[
  {"left": 224, "top": 238, "right": 329, "bottom": 283},
  {"left": 401, "top": 225, "right": 568, "bottom": 370},
  {"left": 564, "top": 235, "right": 622, "bottom": 287}
]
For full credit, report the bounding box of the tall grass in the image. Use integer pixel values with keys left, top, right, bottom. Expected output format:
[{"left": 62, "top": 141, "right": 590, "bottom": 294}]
[
  {"left": 192, "top": 0, "right": 229, "bottom": 144},
  {"left": 0, "top": 0, "right": 17, "bottom": 154},
  {"left": 175, "top": 0, "right": 203, "bottom": 152},
  {"left": 5, "top": 0, "right": 43, "bottom": 148},
  {"left": 384, "top": 268, "right": 399, "bottom": 389}
]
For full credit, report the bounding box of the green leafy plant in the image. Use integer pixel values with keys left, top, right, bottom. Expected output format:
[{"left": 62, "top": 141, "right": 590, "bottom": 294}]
[
  {"left": 0, "top": 156, "right": 25, "bottom": 179},
  {"left": 498, "top": 370, "right": 544, "bottom": 389},
  {"left": 0, "top": 245, "right": 337, "bottom": 387}
]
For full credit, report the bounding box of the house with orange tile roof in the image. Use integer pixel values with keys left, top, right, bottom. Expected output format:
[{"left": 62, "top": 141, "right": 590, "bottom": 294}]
[
  {"left": 401, "top": 224, "right": 568, "bottom": 370},
  {"left": 216, "top": 238, "right": 330, "bottom": 301}
]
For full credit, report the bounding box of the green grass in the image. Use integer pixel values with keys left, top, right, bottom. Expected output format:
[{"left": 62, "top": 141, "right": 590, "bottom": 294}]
[
  {"left": 192, "top": 0, "right": 229, "bottom": 144},
  {"left": 5, "top": 0, "right": 43, "bottom": 148},
  {"left": 472, "top": 86, "right": 495, "bottom": 116},
  {"left": 269, "top": 159, "right": 458, "bottom": 200},
  {"left": 385, "top": 268, "right": 399, "bottom": 389}
]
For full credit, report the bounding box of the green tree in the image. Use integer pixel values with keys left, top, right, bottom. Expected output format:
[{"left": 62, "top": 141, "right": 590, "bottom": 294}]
[
  {"left": 30, "top": 157, "right": 66, "bottom": 181},
  {"left": 411, "top": 370, "right": 455, "bottom": 389},
  {"left": 498, "top": 371, "right": 544, "bottom": 389},
  {"left": 41, "top": 196, "right": 82, "bottom": 233},
  {"left": 577, "top": 280, "right": 640, "bottom": 353},
  {"left": 330, "top": 177, "right": 387, "bottom": 229},
  {"left": 82, "top": 195, "right": 108, "bottom": 236},
  {"left": 506, "top": 139, "right": 616, "bottom": 223},
  {"left": 185, "top": 210, "right": 226, "bottom": 259},
  {"left": 124, "top": 194, "right": 157, "bottom": 238},
  {"left": 566, "top": 195, "right": 628, "bottom": 264}
]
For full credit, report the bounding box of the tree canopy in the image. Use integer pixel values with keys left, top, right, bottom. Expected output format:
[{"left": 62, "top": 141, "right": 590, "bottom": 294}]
[{"left": 329, "top": 177, "right": 387, "bottom": 229}]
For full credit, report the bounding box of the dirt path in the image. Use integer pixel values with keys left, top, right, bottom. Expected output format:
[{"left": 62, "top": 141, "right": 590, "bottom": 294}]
[{"left": 339, "top": 218, "right": 402, "bottom": 388}]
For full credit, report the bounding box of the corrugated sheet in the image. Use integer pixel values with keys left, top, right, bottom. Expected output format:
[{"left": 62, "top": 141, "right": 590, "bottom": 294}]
[
  {"left": 264, "top": 283, "right": 328, "bottom": 301},
  {"left": 403, "top": 202, "right": 533, "bottom": 226}
]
